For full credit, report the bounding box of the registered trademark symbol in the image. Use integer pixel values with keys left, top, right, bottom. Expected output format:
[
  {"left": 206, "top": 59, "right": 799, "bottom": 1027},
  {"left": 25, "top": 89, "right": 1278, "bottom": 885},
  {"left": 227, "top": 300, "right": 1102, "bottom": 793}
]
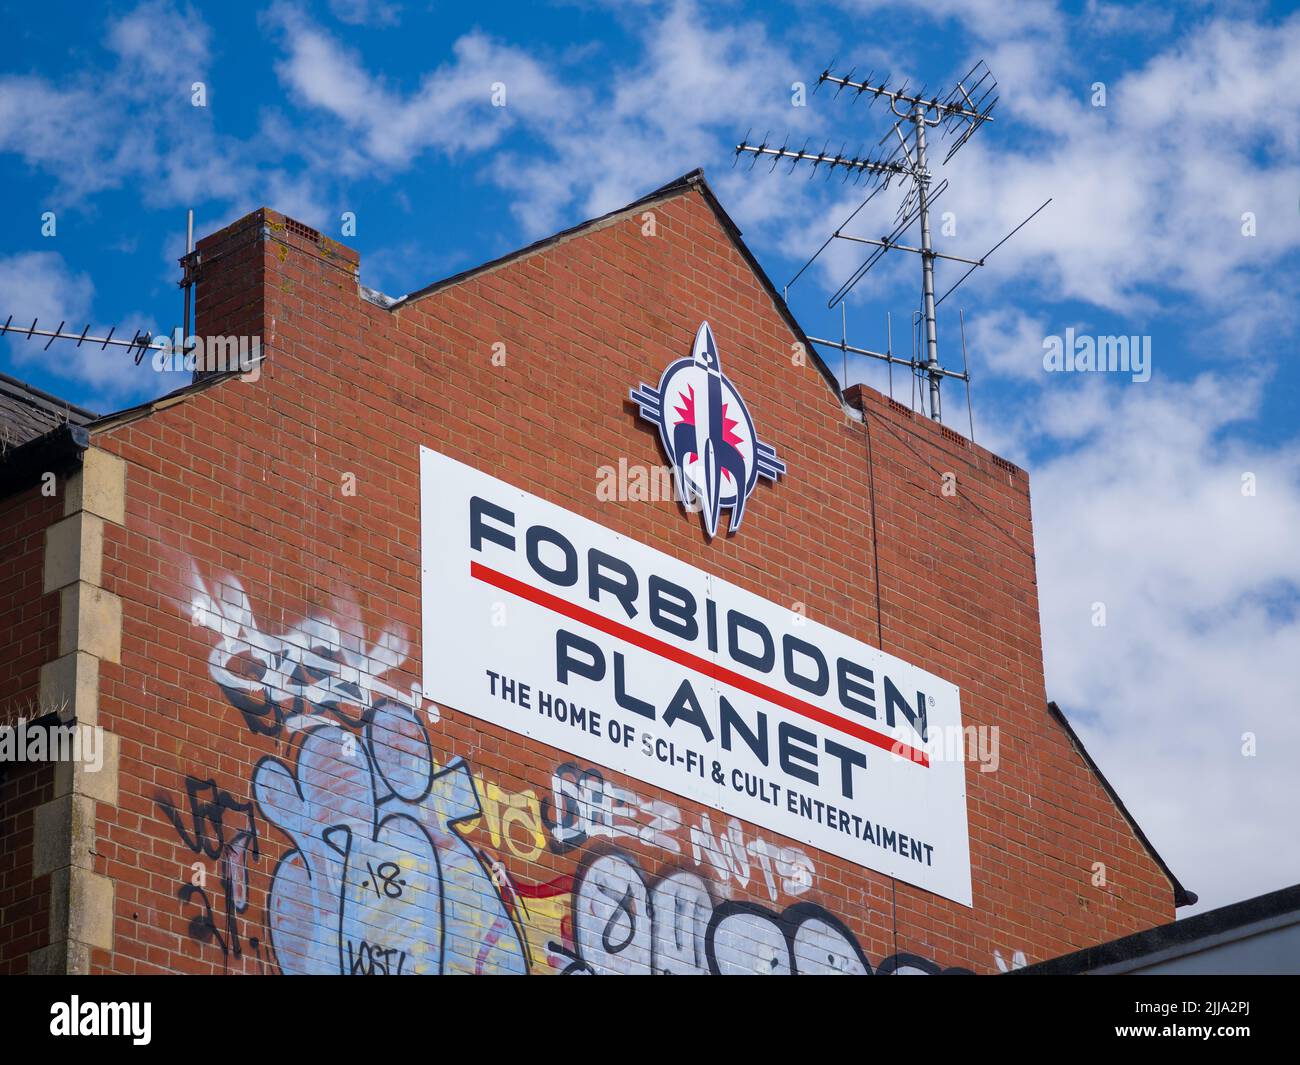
[{"left": 928, "top": 695, "right": 935, "bottom": 707}]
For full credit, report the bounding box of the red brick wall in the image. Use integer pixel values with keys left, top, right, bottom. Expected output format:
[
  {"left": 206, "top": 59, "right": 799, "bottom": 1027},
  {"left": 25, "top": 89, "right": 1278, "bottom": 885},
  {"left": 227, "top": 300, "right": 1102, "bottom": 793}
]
[
  {"left": 0, "top": 486, "right": 64, "bottom": 727},
  {"left": 0, "top": 485, "right": 62, "bottom": 971},
  {"left": 0, "top": 757, "right": 55, "bottom": 975},
  {"left": 69, "top": 187, "right": 1172, "bottom": 974}
]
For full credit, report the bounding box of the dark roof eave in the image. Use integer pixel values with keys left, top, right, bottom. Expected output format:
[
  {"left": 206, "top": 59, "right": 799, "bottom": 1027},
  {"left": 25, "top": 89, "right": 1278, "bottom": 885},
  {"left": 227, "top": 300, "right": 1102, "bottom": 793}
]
[
  {"left": 0, "top": 422, "right": 90, "bottom": 497},
  {"left": 392, "top": 169, "right": 847, "bottom": 407},
  {"left": 1048, "top": 700, "right": 1196, "bottom": 908},
  {"left": 393, "top": 170, "right": 708, "bottom": 307}
]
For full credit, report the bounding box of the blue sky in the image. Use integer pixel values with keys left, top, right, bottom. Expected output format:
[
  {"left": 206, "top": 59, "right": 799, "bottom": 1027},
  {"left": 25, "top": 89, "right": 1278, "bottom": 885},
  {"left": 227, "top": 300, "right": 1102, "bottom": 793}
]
[{"left": 2, "top": 0, "right": 1298, "bottom": 918}]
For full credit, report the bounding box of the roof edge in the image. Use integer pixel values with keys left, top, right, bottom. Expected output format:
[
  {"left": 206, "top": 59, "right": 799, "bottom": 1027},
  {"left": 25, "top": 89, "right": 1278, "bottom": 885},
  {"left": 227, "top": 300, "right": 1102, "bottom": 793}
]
[
  {"left": 391, "top": 170, "right": 710, "bottom": 308},
  {"left": 0, "top": 369, "right": 98, "bottom": 423},
  {"left": 81, "top": 368, "right": 247, "bottom": 437},
  {"left": 681, "top": 172, "right": 847, "bottom": 406},
  {"left": 389, "top": 169, "right": 850, "bottom": 410},
  {"left": 1047, "top": 700, "right": 1195, "bottom": 908},
  {"left": 1011, "top": 881, "right": 1300, "bottom": 974},
  {"left": 31, "top": 170, "right": 856, "bottom": 440}
]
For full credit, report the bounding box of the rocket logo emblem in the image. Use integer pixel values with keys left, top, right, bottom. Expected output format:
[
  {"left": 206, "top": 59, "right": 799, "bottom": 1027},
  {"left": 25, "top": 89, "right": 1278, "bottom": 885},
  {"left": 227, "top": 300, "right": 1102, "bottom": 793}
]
[{"left": 630, "top": 322, "right": 785, "bottom": 538}]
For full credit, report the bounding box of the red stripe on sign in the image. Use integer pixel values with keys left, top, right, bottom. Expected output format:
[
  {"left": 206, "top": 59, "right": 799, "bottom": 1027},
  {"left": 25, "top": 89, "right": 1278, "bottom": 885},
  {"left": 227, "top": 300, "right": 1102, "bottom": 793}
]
[{"left": 469, "top": 560, "right": 929, "bottom": 768}]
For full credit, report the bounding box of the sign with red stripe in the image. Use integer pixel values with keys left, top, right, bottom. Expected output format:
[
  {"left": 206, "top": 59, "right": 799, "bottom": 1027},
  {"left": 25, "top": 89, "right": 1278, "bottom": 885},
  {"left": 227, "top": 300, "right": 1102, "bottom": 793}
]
[{"left": 421, "top": 447, "right": 972, "bottom": 906}]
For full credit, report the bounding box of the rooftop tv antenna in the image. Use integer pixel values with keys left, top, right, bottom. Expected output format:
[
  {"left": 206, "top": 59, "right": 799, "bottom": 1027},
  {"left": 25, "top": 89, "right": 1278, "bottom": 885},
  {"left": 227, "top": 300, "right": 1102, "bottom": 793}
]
[
  {"left": 736, "top": 61, "right": 1050, "bottom": 426},
  {"left": 0, "top": 316, "right": 159, "bottom": 362},
  {"left": 0, "top": 209, "right": 197, "bottom": 367}
]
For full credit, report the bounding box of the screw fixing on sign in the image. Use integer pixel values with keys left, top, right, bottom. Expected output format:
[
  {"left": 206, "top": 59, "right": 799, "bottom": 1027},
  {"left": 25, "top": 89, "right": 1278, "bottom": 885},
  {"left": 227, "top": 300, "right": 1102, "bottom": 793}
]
[{"left": 631, "top": 322, "right": 786, "bottom": 538}]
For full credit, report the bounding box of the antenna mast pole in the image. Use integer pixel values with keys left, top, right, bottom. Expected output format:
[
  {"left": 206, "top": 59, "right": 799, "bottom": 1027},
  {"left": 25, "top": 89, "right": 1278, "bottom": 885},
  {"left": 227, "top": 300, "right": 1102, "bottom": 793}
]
[
  {"left": 913, "top": 103, "right": 941, "bottom": 419},
  {"left": 736, "top": 60, "right": 1048, "bottom": 436}
]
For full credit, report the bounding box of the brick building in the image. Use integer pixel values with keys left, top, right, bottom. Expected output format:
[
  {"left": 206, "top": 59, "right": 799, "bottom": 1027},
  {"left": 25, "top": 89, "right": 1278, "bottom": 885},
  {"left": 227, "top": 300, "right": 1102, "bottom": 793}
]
[{"left": 0, "top": 171, "right": 1190, "bottom": 975}]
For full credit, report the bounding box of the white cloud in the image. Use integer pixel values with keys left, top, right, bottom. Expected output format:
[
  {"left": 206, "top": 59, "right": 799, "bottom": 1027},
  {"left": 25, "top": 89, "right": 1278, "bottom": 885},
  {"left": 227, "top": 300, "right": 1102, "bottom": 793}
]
[
  {"left": 1026, "top": 373, "right": 1300, "bottom": 910},
  {"left": 0, "top": 77, "right": 123, "bottom": 199},
  {"left": 0, "top": 0, "right": 326, "bottom": 218},
  {"left": 107, "top": 0, "right": 211, "bottom": 86},
  {"left": 960, "top": 308, "right": 1049, "bottom": 382},
  {"left": 327, "top": 0, "right": 400, "bottom": 27},
  {"left": 871, "top": 13, "right": 1300, "bottom": 332},
  {"left": 266, "top": 4, "right": 576, "bottom": 173},
  {"left": 0, "top": 252, "right": 152, "bottom": 400},
  {"left": 839, "top": 0, "right": 1063, "bottom": 41},
  {"left": 264, "top": 0, "right": 827, "bottom": 238},
  {"left": 0, "top": 253, "right": 94, "bottom": 333},
  {"left": 1082, "top": 0, "right": 1175, "bottom": 37}
]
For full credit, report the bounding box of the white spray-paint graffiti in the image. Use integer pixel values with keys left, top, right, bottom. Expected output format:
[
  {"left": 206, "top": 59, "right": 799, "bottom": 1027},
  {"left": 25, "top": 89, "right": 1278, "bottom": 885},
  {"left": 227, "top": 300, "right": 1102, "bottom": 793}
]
[
  {"left": 190, "top": 571, "right": 427, "bottom": 737},
  {"left": 176, "top": 569, "right": 527, "bottom": 973},
  {"left": 545, "top": 762, "right": 815, "bottom": 903},
  {"left": 690, "top": 813, "right": 815, "bottom": 901},
  {"left": 557, "top": 851, "right": 972, "bottom": 975}
]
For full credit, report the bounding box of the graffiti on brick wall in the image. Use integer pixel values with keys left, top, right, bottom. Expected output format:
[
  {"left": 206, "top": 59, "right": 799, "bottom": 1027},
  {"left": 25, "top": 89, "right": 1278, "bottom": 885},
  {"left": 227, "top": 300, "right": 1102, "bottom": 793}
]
[
  {"left": 550, "top": 851, "right": 970, "bottom": 975},
  {"left": 543, "top": 762, "right": 816, "bottom": 902},
  {"left": 156, "top": 776, "right": 266, "bottom": 971},
  {"left": 166, "top": 567, "right": 970, "bottom": 975},
  {"left": 189, "top": 571, "right": 424, "bottom": 737},
  {"left": 254, "top": 700, "right": 527, "bottom": 974},
  {"left": 558, "top": 853, "right": 868, "bottom": 974}
]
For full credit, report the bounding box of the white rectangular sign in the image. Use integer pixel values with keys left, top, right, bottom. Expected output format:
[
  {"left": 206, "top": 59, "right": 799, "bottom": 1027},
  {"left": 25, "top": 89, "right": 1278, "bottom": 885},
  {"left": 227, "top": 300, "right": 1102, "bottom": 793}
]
[{"left": 420, "top": 447, "right": 972, "bottom": 906}]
